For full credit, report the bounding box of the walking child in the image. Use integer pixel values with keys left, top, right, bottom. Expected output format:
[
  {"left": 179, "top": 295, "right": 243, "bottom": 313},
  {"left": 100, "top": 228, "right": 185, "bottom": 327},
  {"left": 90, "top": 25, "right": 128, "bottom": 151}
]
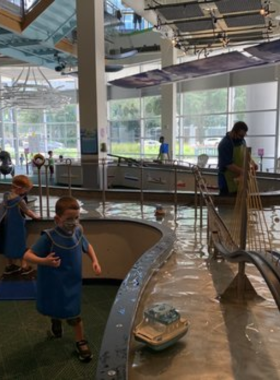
[
  {"left": 0, "top": 175, "right": 40, "bottom": 275},
  {"left": 48, "top": 150, "right": 55, "bottom": 179},
  {"left": 157, "top": 136, "right": 169, "bottom": 163},
  {"left": 24, "top": 196, "right": 102, "bottom": 362},
  {"left": 19, "top": 153, "right": 24, "bottom": 167}
]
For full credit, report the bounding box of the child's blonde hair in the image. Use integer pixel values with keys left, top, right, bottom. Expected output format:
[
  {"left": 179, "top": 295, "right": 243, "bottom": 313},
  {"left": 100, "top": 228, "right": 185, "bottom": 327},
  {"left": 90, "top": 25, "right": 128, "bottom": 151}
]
[
  {"left": 12, "top": 175, "right": 33, "bottom": 190},
  {"left": 55, "top": 196, "right": 80, "bottom": 217}
]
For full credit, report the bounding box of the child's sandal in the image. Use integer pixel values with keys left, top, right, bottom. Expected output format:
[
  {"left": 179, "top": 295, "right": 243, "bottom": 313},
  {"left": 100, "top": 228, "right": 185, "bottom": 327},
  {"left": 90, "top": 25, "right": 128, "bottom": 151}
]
[{"left": 76, "top": 340, "right": 93, "bottom": 362}]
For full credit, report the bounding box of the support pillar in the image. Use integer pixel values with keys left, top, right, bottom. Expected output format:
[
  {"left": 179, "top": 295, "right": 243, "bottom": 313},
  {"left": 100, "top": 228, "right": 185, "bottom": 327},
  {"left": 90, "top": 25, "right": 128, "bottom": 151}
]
[
  {"left": 160, "top": 39, "right": 177, "bottom": 161},
  {"left": 76, "top": 1, "right": 107, "bottom": 188}
]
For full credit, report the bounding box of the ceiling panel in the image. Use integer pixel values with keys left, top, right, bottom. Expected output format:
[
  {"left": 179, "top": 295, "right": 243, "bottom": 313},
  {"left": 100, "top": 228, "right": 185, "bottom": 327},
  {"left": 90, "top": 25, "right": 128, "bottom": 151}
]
[
  {"left": 224, "top": 14, "right": 265, "bottom": 28},
  {"left": 216, "top": 0, "right": 262, "bottom": 14},
  {"left": 158, "top": 4, "right": 203, "bottom": 20},
  {"left": 176, "top": 19, "right": 215, "bottom": 33}
]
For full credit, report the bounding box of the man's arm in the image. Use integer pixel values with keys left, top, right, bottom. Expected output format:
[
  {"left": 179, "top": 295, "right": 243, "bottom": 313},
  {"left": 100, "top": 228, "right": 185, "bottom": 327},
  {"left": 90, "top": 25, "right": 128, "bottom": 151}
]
[{"left": 226, "top": 163, "right": 244, "bottom": 175}]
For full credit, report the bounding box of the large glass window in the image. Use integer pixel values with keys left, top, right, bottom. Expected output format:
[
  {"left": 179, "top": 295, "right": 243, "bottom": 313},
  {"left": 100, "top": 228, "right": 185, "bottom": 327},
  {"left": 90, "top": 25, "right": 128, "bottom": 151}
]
[
  {"left": 177, "top": 88, "right": 228, "bottom": 164},
  {"left": 229, "top": 82, "right": 278, "bottom": 171},
  {"left": 108, "top": 98, "right": 141, "bottom": 157},
  {"left": 107, "top": 80, "right": 279, "bottom": 170},
  {"left": 0, "top": 67, "right": 79, "bottom": 165},
  {"left": 231, "top": 83, "right": 277, "bottom": 112}
]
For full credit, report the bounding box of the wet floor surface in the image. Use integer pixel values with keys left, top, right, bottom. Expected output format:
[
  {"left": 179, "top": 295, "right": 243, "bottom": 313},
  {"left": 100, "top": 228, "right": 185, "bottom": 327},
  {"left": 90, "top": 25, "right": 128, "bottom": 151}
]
[
  {"left": 127, "top": 204, "right": 280, "bottom": 380},
  {"left": 4, "top": 194, "right": 280, "bottom": 379}
]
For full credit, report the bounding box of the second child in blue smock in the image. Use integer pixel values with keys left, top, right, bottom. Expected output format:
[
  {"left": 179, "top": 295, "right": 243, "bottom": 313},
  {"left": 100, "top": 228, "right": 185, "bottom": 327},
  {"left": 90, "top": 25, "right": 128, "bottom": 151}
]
[{"left": 0, "top": 175, "right": 40, "bottom": 275}]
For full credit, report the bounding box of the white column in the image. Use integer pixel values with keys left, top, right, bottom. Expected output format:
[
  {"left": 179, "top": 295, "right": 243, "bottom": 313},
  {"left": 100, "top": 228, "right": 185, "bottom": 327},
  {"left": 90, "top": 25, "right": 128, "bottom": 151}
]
[
  {"left": 76, "top": 0, "right": 107, "bottom": 188},
  {"left": 160, "top": 39, "right": 177, "bottom": 161}
]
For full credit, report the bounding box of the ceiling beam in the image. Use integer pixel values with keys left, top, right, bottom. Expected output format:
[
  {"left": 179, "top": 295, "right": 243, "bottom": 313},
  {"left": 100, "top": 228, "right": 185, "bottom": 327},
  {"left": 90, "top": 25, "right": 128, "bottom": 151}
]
[
  {"left": 22, "top": 0, "right": 55, "bottom": 30},
  {"left": 0, "top": 8, "right": 21, "bottom": 33}
]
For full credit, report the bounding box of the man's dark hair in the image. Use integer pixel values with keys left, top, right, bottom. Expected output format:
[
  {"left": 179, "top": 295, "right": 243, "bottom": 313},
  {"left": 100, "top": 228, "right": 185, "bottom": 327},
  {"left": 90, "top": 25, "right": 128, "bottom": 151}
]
[{"left": 232, "top": 121, "right": 248, "bottom": 133}]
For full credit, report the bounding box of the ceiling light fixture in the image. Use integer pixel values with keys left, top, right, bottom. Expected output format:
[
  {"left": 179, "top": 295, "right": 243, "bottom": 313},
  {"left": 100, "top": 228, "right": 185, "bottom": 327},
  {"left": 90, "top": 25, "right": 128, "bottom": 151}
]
[{"left": 0, "top": 67, "right": 70, "bottom": 110}]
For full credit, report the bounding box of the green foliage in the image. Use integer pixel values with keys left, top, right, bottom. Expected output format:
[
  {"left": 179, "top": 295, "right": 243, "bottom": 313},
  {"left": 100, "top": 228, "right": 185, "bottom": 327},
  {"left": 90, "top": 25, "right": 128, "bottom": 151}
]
[
  {"left": 111, "top": 142, "right": 140, "bottom": 154},
  {"left": 182, "top": 88, "right": 227, "bottom": 116},
  {"left": 143, "top": 96, "right": 161, "bottom": 117},
  {"left": 17, "top": 109, "right": 42, "bottom": 124},
  {"left": 45, "top": 104, "right": 77, "bottom": 122},
  {"left": 110, "top": 98, "right": 140, "bottom": 120},
  {"left": 110, "top": 142, "right": 195, "bottom": 157},
  {"left": 232, "top": 86, "right": 246, "bottom": 113}
]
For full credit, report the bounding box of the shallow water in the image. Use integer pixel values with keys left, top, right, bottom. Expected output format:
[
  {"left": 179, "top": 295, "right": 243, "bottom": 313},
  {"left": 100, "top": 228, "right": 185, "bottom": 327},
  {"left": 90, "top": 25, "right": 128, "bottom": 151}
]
[
  {"left": 118, "top": 204, "right": 280, "bottom": 380},
  {"left": 10, "top": 195, "right": 280, "bottom": 379}
]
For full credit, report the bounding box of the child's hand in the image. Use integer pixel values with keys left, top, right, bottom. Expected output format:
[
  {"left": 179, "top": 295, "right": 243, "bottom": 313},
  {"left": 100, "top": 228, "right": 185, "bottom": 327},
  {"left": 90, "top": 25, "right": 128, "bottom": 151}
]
[
  {"left": 45, "top": 252, "right": 61, "bottom": 267},
  {"left": 92, "top": 261, "right": 101, "bottom": 275}
]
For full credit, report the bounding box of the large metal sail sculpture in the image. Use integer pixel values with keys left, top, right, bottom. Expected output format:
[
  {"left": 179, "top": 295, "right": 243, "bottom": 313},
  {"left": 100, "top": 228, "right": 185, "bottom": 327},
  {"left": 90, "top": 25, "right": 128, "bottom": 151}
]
[
  {"left": 0, "top": 67, "right": 70, "bottom": 110},
  {"left": 194, "top": 150, "right": 280, "bottom": 307}
]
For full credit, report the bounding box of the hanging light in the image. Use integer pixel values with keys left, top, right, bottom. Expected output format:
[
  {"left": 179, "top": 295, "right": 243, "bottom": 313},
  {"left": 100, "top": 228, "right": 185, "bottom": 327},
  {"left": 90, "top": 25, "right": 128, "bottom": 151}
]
[{"left": 0, "top": 67, "right": 70, "bottom": 110}]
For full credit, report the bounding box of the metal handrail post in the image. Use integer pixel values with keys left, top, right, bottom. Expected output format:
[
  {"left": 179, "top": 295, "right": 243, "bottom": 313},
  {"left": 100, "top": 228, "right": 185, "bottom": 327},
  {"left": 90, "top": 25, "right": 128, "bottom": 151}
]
[
  {"left": 140, "top": 160, "right": 144, "bottom": 205},
  {"left": 194, "top": 170, "right": 198, "bottom": 219},
  {"left": 199, "top": 184, "right": 203, "bottom": 228},
  {"left": 33, "top": 154, "right": 45, "bottom": 218},
  {"left": 102, "top": 158, "right": 106, "bottom": 207},
  {"left": 44, "top": 162, "right": 50, "bottom": 217},
  {"left": 37, "top": 167, "right": 43, "bottom": 217},
  {"left": 174, "top": 163, "right": 178, "bottom": 210},
  {"left": 66, "top": 158, "right": 72, "bottom": 196}
]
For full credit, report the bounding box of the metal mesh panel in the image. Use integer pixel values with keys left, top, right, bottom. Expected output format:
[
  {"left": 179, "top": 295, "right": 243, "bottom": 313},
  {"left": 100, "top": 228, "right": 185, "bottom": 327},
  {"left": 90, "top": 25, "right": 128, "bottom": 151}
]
[
  {"left": 176, "top": 19, "right": 215, "bottom": 33},
  {"left": 158, "top": 3, "right": 204, "bottom": 20},
  {"left": 224, "top": 14, "right": 265, "bottom": 28},
  {"left": 216, "top": 0, "right": 262, "bottom": 14}
]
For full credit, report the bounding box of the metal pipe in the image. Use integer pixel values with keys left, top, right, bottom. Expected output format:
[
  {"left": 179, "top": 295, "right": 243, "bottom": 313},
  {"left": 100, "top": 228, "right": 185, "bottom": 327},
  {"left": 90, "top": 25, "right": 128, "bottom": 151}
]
[
  {"left": 140, "top": 160, "right": 144, "bottom": 205},
  {"left": 37, "top": 167, "right": 43, "bottom": 218},
  {"left": 194, "top": 170, "right": 198, "bottom": 219},
  {"left": 102, "top": 158, "right": 106, "bottom": 207},
  {"left": 45, "top": 162, "right": 50, "bottom": 218},
  {"left": 66, "top": 158, "right": 72, "bottom": 196},
  {"left": 174, "top": 163, "right": 178, "bottom": 210},
  {"left": 199, "top": 183, "right": 203, "bottom": 228}
]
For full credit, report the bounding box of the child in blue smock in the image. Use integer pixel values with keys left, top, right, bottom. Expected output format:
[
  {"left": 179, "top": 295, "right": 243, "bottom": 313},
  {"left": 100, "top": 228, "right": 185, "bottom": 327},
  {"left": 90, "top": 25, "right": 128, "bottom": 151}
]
[
  {"left": 24, "top": 196, "right": 101, "bottom": 362},
  {"left": 0, "top": 175, "right": 40, "bottom": 275},
  {"left": 157, "top": 136, "right": 169, "bottom": 162}
]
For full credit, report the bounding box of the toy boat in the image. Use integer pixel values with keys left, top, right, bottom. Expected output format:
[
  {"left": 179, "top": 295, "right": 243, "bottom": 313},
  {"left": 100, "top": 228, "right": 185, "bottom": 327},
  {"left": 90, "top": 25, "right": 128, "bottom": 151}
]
[
  {"left": 155, "top": 204, "right": 165, "bottom": 216},
  {"left": 133, "top": 303, "right": 189, "bottom": 351}
]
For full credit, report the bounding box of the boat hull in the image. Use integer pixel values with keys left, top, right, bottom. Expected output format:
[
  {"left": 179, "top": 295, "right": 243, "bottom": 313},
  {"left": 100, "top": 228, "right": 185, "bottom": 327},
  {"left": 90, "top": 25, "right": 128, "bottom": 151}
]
[{"left": 134, "top": 322, "right": 189, "bottom": 351}]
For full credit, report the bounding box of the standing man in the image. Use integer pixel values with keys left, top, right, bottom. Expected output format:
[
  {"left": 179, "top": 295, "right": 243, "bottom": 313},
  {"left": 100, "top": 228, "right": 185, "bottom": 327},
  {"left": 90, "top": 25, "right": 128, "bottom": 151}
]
[{"left": 218, "top": 121, "right": 257, "bottom": 196}]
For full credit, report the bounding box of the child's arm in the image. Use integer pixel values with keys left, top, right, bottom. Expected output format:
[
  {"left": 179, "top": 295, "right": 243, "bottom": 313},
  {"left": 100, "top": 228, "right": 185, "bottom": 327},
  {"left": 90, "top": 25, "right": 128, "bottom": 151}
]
[
  {"left": 19, "top": 199, "right": 41, "bottom": 220},
  {"left": 86, "top": 243, "right": 101, "bottom": 275},
  {"left": 24, "top": 209, "right": 41, "bottom": 220},
  {"left": 24, "top": 249, "right": 61, "bottom": 267}
]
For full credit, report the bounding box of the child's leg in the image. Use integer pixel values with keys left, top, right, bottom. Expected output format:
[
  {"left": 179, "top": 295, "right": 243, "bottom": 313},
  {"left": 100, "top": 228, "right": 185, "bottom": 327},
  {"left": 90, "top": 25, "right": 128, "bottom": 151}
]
[
  {"left": 20, "top": 258, "right": 33, "bottom": 274},
  {"left": 7, "top": 258, "right": 15, "bottom": 266},
  {"left": 4, "top": 258, "right": 21, "bottom": 274},
  {"left": 69, "top": 317, "right": 84, "bottom": 342},
  {"left": 67, "top": 317, "right": 93, "bottom": 361}
]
